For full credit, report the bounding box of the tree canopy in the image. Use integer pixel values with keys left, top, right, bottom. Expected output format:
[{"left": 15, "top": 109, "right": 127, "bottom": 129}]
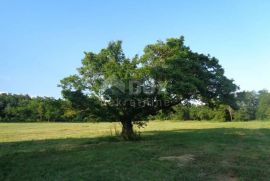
[{"left": 59, "top": 37, "right": 238, "bottom": 140}]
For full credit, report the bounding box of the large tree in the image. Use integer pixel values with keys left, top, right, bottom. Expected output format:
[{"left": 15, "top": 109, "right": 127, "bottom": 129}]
[{"left": 60, "top": 37, "right": 238, "bottom": 140}]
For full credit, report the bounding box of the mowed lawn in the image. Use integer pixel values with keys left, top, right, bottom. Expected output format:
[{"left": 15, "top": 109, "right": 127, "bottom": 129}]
[{"left": 1, "top": 121, "right": 270, "bottom": 181}]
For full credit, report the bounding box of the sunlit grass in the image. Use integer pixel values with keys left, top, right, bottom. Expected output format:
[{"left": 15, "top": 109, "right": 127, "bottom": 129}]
[{"left": 1, "top": 120, "right": 270, "bottom": 142}]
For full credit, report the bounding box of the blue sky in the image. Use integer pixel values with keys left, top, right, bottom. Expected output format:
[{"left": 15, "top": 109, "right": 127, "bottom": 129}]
[{"left": 1, "top": 0, "right": 270, "bottom": 98}]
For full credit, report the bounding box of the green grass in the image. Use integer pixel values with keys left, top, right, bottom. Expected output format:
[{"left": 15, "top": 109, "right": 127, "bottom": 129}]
[{"left": 1, "top": 121, "right": 270, "bottom": 180}]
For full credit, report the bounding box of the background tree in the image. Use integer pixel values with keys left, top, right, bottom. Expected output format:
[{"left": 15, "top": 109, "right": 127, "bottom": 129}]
[
  {"left": 256, "top": 90, "right": 270, "bottom": 120},
  {"left": 60, "top": 37, "right": 238, "bottom": 140},
  {"left": 234, "top": 91, "right": 258, "bottom": 121},
  {"left": 0, "top": 94, "right": 67, "bottom": 122}
]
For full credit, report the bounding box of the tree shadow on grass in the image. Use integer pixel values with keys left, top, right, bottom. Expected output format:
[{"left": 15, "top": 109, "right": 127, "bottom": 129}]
[{"left": 1, "top": 128, "right": 270, "bottom": 180}]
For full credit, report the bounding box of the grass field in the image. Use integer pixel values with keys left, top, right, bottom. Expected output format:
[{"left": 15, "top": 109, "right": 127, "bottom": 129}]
[{"left": 1, "top": 121, "right": 270, "bottom": 181}]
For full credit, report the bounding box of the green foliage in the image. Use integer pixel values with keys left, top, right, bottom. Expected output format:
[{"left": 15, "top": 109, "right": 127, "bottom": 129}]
[
  {"left": 234, "top": 91, "right": 258, "bottom": 121},
  {"left": 1, "top": 90, "right": 270, "bottom": 122},
  {"left": 0, "top": 93, "right": 66, "bottom": 122},
  {"left": 59, "top": 37, "right": 237, "bottom": 139},
  {"left": 256, "top": 90, "right": 270, "bottom": 120},
  {"left": 152, "top": 104, "right": 233, "bottom": 121},
  {"left": 189, "top": 105, "right": 213, "bottom": 120},
  {"left": 153, "top": 90, "right": 270, "bottom": 122}
]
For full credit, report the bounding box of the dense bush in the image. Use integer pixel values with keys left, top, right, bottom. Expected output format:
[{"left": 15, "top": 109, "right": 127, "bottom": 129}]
[{"left": 151, "top": 104, "right": 232, "bottom": 121}]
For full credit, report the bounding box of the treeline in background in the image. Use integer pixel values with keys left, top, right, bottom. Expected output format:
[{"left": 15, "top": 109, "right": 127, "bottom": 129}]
[{"left": 0, "top": 90, "right": 270, "bottom": 122}]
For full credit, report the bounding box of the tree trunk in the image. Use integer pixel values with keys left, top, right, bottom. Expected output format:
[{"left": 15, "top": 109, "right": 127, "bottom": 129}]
[
  {"left": 226, "top": 106, "right": 233, "bottom": 122},
  {"left": 121, "top": 120, "right": 136, "bottom": 140}
]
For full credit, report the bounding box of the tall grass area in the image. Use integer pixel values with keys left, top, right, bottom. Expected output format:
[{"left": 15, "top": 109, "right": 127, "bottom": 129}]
[{"left": 1, "top": 121, "right": 270, "bottom": 180}]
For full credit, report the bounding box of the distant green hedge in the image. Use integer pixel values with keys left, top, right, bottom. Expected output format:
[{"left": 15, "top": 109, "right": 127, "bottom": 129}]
[{"left": 1, "top": 90, "right": 270, "bottom": 122}]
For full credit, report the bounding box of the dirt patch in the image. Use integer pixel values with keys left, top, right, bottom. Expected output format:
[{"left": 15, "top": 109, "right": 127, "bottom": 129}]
[{"left": 159, "top": 154, "right": 195, "bottom": 167}]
